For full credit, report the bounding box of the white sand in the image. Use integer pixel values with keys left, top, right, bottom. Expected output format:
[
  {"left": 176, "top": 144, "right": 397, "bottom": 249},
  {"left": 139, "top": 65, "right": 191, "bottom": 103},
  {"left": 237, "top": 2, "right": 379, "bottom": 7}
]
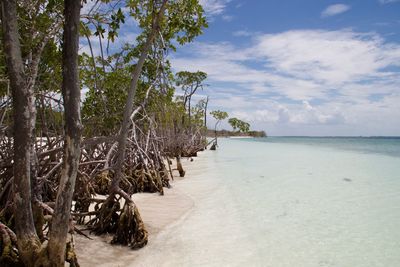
[{"left": 74, "top": 158, "right": 198, "bottom": 267}]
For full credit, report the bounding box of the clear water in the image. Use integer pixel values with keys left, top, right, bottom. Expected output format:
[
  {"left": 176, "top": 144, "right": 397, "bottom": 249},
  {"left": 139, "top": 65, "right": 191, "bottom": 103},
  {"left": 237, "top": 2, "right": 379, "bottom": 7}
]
[
  {"left": 135, "top": 137, "right": 400, "bottom": 267},
  {"left": 247, "top": 136, "right": 400, "bottom": 158}
]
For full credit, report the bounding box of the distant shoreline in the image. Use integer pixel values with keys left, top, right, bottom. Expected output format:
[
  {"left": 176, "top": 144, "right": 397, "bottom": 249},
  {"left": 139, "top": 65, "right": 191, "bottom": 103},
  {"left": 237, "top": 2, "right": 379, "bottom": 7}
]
[
  {"left": 206, "top": 129, "right": 267, "bottom": 138},
  {"left": 266, "top": 136, "right": 400, "bottom": 139},
  {"left": 226, "top": 136, "right": 254, "bottom": 139}
]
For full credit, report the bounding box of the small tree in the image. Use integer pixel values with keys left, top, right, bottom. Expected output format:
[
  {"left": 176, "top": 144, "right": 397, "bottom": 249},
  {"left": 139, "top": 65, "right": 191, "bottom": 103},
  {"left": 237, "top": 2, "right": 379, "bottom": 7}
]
[
  {"left": 228, "top": 117, "right": 250, "bottom": 133},
  {"left": 209, "top": 110, "right": 228, "bottom": 149},
  {"left": 176, "top": 71, "right": 207, "bottom": 125}
]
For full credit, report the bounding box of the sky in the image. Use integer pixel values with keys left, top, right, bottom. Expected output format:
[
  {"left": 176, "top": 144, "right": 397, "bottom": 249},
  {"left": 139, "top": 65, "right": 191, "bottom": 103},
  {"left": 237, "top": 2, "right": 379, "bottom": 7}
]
[{"left": 82, "top": 0, "right": 400, "bottom": 136}]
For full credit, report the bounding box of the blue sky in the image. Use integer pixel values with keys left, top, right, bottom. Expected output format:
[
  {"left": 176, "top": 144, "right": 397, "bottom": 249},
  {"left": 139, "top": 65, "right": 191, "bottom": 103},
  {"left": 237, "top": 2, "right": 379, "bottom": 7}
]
[
  {"left": 82, "top": 0, "right": 400, "bottom": 136},
  {"left": 171, "top": 0, "right": 400, "bottom": 136}
]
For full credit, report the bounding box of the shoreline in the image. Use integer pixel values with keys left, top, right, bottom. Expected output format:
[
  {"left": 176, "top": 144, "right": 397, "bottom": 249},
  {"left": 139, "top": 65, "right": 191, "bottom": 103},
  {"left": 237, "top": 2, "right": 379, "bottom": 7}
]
[
  {"left": 74, "top": 157, "right": 198, "bottom": 267},
  {"left": 74, "top": 138, "right": 400, "bottom": 266}
]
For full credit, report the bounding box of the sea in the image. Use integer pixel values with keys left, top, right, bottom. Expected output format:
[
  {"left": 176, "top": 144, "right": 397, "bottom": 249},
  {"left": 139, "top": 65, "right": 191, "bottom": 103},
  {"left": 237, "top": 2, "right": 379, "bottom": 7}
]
[{"left": 135, "top": 137, "right": 400, "bottom": 267}]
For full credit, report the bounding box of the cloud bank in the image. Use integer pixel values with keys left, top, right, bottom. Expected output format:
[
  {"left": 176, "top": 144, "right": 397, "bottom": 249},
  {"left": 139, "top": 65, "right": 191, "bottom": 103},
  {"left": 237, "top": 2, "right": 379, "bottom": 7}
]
[{"left": 172, "top": 29, "right": 400, "bottom": 135}]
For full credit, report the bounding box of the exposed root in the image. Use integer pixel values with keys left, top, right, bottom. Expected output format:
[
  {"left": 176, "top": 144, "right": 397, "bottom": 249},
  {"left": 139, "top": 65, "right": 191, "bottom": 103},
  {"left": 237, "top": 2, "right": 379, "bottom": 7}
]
[
  {"left": 111, "top": 202, "right": 148, "bottom": 249},
  {"left": 87, "top": 195, "right": 120, "bottom": 234},
  {"left": 95, "top": 171, "right": 112, "bottom": 195},
  {"left": 210, "top": 142, "right": 217, "bottom": 150},
  {"left": 0, "top": 222, "right": 21, "bottom": 267},
  {"left": 65, "top": 238, "right": 80, "bottom": 267},
  {"left": 176, "top": 156, "right": 186, "bottom": 177},
  {"left": 86, "top": 190, "right": 148, "bottom": 250},
  {"left": 74, "top": 172, "right": 96, "bottom": 224}
]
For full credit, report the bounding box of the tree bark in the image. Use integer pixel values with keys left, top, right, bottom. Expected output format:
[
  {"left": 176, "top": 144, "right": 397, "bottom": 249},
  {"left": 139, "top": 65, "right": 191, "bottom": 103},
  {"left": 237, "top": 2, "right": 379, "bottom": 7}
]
[
  {"left": 176, "top": 156, "right": 185, "bottom": 177},
  {"left": 204, "top": 96, "right": 209, "bottom": 128},
  {"left": 48, "top": 0, "right": 82, "bottom": 266},
  {"left": 0, "top": 0, "right": 41, "bottom": 265}
]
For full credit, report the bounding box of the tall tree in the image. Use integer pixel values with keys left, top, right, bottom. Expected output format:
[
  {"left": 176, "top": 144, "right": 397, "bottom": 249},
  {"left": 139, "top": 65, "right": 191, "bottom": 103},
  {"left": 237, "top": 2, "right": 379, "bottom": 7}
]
[
  {"left": 111, "top": 0, "right": 169, "bottom": 197},
  {"left": 0, "top": 0, "right": 209, "bottom": 263},
  {"left": 1, "top": 0, "right": 81, "bottom": 265},
  {"left": 48, "top": 0, "right": 82, "bottom": 265},
  {"left": 0, "top": 0, "right": 41, "bottom": 264}
]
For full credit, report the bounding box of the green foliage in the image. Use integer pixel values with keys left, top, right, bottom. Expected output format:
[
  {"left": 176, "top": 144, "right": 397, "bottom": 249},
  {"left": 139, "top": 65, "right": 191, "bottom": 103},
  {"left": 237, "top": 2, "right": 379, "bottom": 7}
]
[
  {"left": 210, "top": 110, "right": 228, "bottom": 132},
  {"left": 176, "top": 71, "right": 207, "bottom": 88},
  {"left": 1, "top": 0, "right": 209, "bottom": 138},
  {"left": 79, "top": 0, "right": 208, "bottom": 136},
  {"left": 15, "top": 0, "right": 63, "bottom": 60},
  {"left": 228, "top": 118, "right": 250, "bottom": 133},
  {"left": 128, "top": 0, "right": 208, "bottom": 47},
  {"left": 0, "top": 1, "right": 63, "bottom": 96},
  {"left": 36, "top": 40, "right": 63, "bottom": 93},
  {"left": 81, "top": 54, "right": 132, "bottom": 136},
  {"left": 80, "top": 46, "right": 181, "bottom": 136},
  {"left": 191, "top": 98, "right": 208, "bottom": 128},
  {"left": 162, "top": 0, "right": 208, "bottom": 45},
  {"left": 210, "top": 110, "right": 228, "bottom": 121}
]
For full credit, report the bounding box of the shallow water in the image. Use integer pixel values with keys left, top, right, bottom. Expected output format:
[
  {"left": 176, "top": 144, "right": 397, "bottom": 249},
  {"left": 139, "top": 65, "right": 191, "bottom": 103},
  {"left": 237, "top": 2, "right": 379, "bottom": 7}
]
[{"left": 134, "top": 137, "right": 400, "bottom": 267}]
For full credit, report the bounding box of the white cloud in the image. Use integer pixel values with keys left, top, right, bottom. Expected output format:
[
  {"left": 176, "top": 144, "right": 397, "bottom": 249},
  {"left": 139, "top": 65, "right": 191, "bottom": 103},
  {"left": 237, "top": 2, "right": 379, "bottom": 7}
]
[
  {"left": 379, "top": 0, "right": 400, "bottom": 4},
  {"left": 227, "top": 101, "right": 345, "bottom": 126},
  {"left": 232, "top": 30, "right": 257, "bottom": 37},
  {"left": 321, "top": 4, "right": 351, "bottom": 17},
  {"left": 222, "top": 15, "right": 234, "bottom": 22},
  {"left": 290, "top": 101, "right": 345, "bottom": 124},
  {"left": 172, "top": 29, "right": 400, "bottom": 135},
  {"left": 199, "top": 0, "right": 231, "bottom": 15},
  {"left": 253, "top": 30, "right": 400, "bottom": 85}
]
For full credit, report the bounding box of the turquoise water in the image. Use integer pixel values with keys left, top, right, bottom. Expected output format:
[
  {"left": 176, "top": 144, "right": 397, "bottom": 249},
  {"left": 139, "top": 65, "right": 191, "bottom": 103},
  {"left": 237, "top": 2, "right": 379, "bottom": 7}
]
[
  {"left": 246, "top": 136, "right": 400, "bottom": 158},
  {"left": 136, "top": 137, "right": 400, "bottom": 267}
]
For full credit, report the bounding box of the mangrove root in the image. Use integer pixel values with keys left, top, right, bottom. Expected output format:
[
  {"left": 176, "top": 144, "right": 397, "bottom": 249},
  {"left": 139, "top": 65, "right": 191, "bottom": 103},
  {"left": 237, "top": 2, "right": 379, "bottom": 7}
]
[
  {"left": 210, "top": 143, "right": 217, "bottom": 150},
  {"left": 87, "top": 193, "right": 148, "bottom": 249},
  {"left": 0, "top": 222, "right": 21, "bottom": 267},
  {"left": 111, "top": 202, "right": 148, "bottom": 249}
]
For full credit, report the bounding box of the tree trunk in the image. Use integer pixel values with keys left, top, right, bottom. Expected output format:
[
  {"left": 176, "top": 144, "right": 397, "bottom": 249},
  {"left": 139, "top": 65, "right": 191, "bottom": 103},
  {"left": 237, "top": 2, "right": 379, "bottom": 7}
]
[
  {"left": 48, "top": 0, "right": 82, "bottom": 266},
  {"left": 88, "top": 0, "right": 168, "bottom": 249},
  {"left": 214, "top": 123, "right": 218, "bottom": 146},
  {"left": 176, "top": 156, "right": 185, "bottom": 177},
  {"left": 188, "top": 96, "right": 191, "bottom": 125},
  {"left": 0, "top": 0, "right": 41, "bottom": 265},
  {"left": 204, "top": 96, "right": 208, "bottom": 128}
]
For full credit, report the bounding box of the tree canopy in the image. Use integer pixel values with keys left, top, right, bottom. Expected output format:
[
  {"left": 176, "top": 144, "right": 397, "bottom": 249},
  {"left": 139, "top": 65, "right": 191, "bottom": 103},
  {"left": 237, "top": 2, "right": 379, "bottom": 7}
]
[
  {"left": 0, "top": 0, "right": 212, "bottom": 266},
  {"left": 228, "top": 117, "right": 250, "bottom": 133}
]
